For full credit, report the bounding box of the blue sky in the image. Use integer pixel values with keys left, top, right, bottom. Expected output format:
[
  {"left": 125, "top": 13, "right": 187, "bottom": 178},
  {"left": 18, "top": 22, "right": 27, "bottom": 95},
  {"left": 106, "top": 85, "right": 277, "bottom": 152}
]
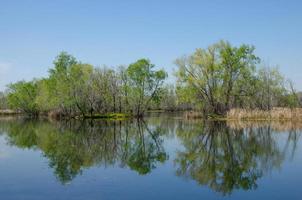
[{"left": 1, "top": 0, "right": 302, "bottom": 90}]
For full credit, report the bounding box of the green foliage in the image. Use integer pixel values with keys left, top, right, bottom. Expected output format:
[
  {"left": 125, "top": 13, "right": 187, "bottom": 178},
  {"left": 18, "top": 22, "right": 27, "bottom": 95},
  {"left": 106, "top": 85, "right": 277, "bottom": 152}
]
[
  {"left": 156, "top": 84, "right": 177, "bottom": 111},
  {"left": 0, "top": 91, "right": 8, "bottom": 109},
  {"left": 4, "top": 53, "right": 168, "bottom": 118},
  {"left": 175, "top": 40, "right": 296, "bottom": 116},
  {"left": 3, "top": 43, "right": 300, "bottom": 117},
  {"left": 127, "top": 59, "right": 167, "bottom": 116},
  {"left": 45, "top": 52, "right": 94, "bottom": 115},
  {"left": 83, "top": 113, "right": 130, "bottom": 119},
  {"left": 176, "top": 41, "right": 260, "bottom": 115},
  {"left": 7, "top": 80, "right": 39, "bottom": 115}
]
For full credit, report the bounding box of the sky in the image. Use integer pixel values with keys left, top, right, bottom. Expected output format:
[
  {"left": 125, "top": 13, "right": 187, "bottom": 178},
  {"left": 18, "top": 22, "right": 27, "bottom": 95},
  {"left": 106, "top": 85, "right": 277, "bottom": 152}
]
[{"left": 0, "top": 0, "right": 302, "bottom": 91}]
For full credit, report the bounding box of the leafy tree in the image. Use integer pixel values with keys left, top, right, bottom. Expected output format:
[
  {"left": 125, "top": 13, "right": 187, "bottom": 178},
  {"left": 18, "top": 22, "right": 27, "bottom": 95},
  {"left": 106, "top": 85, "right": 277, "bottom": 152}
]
[
  {"left": 37, "top": 52, "right": 94, "bottom": 116},
  {"left": 3, "top": 48, "right": 300, "bottom": 118},
  {"left": 254, "top": 66, "right": 286, "bottom": 110},
  {"left": 0, "top": 91, "right": 8, "bottom": 109},
  {"left": 127, "top": 59, "right": 167, "bottom": 117},
  {"left": 91, "top": 67, "right": 120, "bottom": 114},
  {"left": 7, "top": 80, "right": 39, "bottom": 115},
  {"left": 154, "top": 84, "right": 177, "bottom": 111},
  {"left": 69, "top": 63, "right": 94, "bottom": 116},
  {"left": 176, "top": 41, "right": 260, "bottom": 116},
  {"left": 118, "top": 66, "right": 131, "bottom": 112},
  {"left": 47, "top": 52, "right": 78, "bottom": 115}
]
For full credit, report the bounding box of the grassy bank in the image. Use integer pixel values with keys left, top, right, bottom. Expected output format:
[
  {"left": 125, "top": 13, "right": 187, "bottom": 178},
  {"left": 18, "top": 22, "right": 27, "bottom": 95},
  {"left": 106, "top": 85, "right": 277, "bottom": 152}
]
[
  {"left": 0, "top": 110, "right": 132, "bottom": 120},
  {"left": 82, "top": 113, "right": 131, "bottom": 120},
  {"left": 184, "top": 108, "right": 302, "bottom": 121},
  {"left": 227, "top": 120, "right": 302, "bottom": 131},
  {"left": 3, "top": 108, "right": 302, "bottom": 121},
  {"left": 227, "top": 108, "right": 302, "bottom": 121},
  {"left": 0, "top": 109, "right": 21, "bottom": 115}
]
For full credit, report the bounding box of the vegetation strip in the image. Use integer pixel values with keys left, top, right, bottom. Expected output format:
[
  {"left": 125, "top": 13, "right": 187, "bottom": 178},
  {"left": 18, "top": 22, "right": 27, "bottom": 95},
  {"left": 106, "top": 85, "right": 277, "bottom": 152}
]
[{"left": 0, "top": 41, "right": 301, "bottom": 119}]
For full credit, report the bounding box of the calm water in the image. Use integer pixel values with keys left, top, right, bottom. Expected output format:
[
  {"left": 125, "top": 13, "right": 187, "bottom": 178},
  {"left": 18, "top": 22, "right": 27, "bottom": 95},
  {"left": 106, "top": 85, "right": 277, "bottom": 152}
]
[{"left": 0, "top": 115, "right": 301, "bottom": 200}]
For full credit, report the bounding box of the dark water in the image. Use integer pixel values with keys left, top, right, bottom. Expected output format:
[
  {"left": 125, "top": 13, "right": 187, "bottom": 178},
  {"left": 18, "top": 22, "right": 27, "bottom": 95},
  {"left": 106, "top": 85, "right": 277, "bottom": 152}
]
[{"left": 0, "top": 116, "right": 301, "bottom": 200}]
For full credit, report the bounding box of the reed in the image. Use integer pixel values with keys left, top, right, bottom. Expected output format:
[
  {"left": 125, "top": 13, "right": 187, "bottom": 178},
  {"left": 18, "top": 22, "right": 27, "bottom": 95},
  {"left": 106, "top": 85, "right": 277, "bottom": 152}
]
[
  {"left": 227, "top": 107, "right": 302, "bottom": 121},
  {"left": 227, "top": 120, "right": 302, "bottom": 131}
]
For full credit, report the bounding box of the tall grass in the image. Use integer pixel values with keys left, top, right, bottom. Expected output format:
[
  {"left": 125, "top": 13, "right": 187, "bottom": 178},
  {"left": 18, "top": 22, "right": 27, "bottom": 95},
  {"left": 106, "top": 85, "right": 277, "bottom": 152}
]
[
  {"left": 227, "top": 120, "right": 302, "bottom": 131},
  {"left": 227, "top": 108, "right": 302, "bottom": 121}
]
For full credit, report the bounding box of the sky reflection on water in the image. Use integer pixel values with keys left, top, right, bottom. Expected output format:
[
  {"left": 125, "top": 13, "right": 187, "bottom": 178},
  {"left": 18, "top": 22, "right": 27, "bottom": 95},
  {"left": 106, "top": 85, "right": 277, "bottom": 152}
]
[{"left": 0, "top": 116, "right": 301, "bottom": 200}]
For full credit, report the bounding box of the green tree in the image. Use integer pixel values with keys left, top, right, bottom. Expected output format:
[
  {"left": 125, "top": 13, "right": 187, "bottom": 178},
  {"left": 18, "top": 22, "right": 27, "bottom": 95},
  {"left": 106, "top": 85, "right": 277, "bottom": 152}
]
[
  {"left": 175, "top": 41, "right": 259, "bottom": 116},
  {"left": 91, "top": 67, "right": 120, "bottom": 114},
  {"left": 47, "top": 52, "right": 78, "bottom": 115},
  {"left": 156, "top": 84, "right": 177, "bottom": 111},
  {"left": 7, "top": 80, "right": 39, "bottom": 115},
  {"left": 0, "top": 91, "right": 8, "bottom": 109},
  {"left": 127, "top": 59, "right": 167, "bottom": 117},
  {"left": 254, "top": 66, "right": 286, "bottom": 110},
  {"left": 37, "top": 52, "right": 94, "bottom": 117}
]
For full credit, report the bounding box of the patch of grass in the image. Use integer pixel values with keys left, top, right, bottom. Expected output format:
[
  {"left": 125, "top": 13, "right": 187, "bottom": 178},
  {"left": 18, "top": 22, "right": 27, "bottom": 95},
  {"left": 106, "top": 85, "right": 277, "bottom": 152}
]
[
  {"left": 0, "top": 109, "right": 21, "bottom": 115},
  {"left": 83, "top": 113, "right": 131, "bottom": 119}
]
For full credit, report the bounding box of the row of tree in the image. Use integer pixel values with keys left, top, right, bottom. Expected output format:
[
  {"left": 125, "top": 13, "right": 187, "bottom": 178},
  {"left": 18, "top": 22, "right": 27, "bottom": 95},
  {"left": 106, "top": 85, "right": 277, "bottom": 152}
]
[
  {"left": 3, "top": 53, "right": 167, "bottom": 117},
  {"left": 175, "top": 41, "right": 301, "bottom": 116},
  {"left": 1, "top": 41, "right": 301, "bottom": 117}
]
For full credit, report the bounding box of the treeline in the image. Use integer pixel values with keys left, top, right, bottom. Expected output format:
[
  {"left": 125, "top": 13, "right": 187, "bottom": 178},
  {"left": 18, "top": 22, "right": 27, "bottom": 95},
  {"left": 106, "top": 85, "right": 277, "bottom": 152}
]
[
  {"left": 176, "top": 41, "right": 301, "bottom": 116},
  {"left": 3, "top": 53, "right": 169, "bottom": 117},
  {"left": 1, "top": 41, "right": 301, "bottom": 118}
]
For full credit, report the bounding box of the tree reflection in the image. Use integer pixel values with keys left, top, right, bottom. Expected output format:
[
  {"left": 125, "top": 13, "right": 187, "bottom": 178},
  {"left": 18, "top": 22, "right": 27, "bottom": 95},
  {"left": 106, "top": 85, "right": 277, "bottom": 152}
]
[
  {"left": 0, "top": 117, "right": 300, "bottom": 193},
  {"left": 174, "top": 121, "right": 300, "bottom": 195},
  {"left": 0, "top": 118, "right": 168, "bottom": 184},
  {"left": 126, "top": 121, "right": 167, "bottom": 174}
]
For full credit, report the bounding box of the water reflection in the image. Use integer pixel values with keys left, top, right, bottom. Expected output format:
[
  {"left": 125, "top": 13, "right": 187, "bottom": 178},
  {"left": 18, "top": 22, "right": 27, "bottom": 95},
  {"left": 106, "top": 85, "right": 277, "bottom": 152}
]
[
  {"left": 175, "top": 120, "right": 300, "bottom": 195},
  {"left": 0, "top": 118, "right": 168, "bottom": 183},
  {"left": 0, "top": 117, "right": 300, "bottom": 195}
]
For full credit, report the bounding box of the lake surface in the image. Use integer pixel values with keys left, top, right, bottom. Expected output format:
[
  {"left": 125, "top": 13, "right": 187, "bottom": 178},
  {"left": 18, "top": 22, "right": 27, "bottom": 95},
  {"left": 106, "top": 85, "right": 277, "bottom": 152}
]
[{"left": 0, "top": 115, "right": 301, "bottom": 200}]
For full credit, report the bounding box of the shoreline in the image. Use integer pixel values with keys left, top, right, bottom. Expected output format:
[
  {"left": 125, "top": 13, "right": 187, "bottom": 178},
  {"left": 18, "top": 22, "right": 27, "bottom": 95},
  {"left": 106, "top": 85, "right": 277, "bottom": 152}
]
[{"left": 1, "top": 108, "right": 302, "bottom": 121}]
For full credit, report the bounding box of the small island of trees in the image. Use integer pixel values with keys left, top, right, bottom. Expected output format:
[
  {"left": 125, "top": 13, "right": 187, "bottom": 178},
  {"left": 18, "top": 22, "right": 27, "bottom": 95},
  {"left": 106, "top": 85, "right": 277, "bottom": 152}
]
[{"left": 0, "top": 41, "right": 301, "bottom": 119}]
